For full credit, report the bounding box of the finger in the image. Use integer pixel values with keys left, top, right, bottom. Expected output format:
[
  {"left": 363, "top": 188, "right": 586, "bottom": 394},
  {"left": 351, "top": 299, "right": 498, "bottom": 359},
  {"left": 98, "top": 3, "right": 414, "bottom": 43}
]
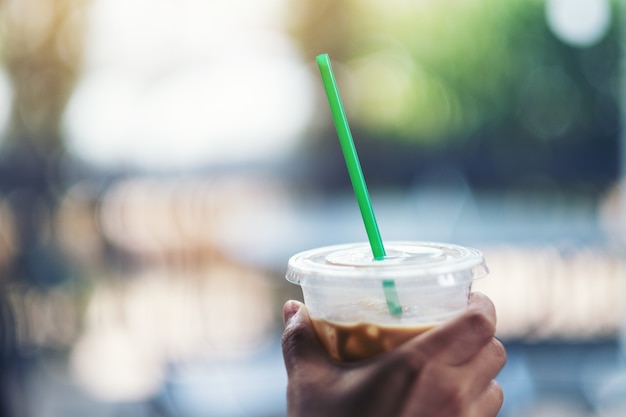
[
  {"left": 432, "top": 337, "right": 505, "bottom": 403},
  {"left": 462, "top": 338, "right": 507, "bottom": 399},
  {"left": 400, "top": 292, "right": 497, "bottom": 367},
  {"left": 468, "top": 380, "right": 504, "bottom": 417},
  {"left": 283, "top": 299, "right": 302, "bottom": 325},
  {"left": 468, "top": 291, "right": 496, "bottom": 321},
  {"left": 394, "top": 335, "right": 505, "bottom": 417},
  {"left": 281, "top": 300, "right": 330, "bottom": 373}
]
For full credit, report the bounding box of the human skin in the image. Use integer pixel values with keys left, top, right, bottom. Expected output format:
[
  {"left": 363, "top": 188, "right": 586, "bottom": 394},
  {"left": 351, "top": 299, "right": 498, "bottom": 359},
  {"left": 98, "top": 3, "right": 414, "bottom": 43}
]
[{"left": 281, "top": 292, "right": 506, "bottom": 417}]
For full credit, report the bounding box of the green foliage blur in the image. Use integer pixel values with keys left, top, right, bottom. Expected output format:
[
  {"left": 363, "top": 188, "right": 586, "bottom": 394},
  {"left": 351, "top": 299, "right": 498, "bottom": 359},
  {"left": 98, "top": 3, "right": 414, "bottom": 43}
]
[
  {"left": 290, "top": 0, "right": 621, "bottom": 190},
  {"left": 293, "top": 0, "right": 619, "bottom": 144}
]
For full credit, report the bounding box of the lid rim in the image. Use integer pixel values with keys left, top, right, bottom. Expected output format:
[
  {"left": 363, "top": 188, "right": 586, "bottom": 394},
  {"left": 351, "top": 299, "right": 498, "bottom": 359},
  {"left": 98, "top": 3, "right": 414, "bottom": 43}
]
[{"left": 286, "top": 241, "right": 488, "bottom": 284}]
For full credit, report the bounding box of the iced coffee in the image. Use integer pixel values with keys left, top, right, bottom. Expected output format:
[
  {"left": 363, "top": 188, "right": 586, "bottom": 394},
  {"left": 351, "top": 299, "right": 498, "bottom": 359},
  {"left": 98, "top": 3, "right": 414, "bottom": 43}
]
[
  {"left": 312, "top": 318, "right": 435, "bottom": 362},
  {"left": 286, "top": 241, "right": 488, "bottom": 362}
]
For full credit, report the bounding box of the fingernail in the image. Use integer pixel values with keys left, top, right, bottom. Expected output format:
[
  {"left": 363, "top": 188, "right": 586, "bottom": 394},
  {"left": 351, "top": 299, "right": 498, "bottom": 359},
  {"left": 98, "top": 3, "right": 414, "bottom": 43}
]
[{"left": 283, "top": 300, "right": 301, "bottom": 324}]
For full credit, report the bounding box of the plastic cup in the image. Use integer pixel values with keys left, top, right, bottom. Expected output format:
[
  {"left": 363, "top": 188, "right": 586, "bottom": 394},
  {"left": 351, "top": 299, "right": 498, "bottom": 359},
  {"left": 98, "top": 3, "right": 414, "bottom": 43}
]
[{"left": 286, "top": 241, "right": 489, "bottom": 362}]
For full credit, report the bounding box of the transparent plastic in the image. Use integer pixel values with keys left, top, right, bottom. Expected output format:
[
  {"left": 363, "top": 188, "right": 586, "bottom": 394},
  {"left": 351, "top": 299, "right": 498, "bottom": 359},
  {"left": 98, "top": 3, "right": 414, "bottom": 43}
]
[{"left": 286, "top": 241, "right": 488, "bottom": 326}]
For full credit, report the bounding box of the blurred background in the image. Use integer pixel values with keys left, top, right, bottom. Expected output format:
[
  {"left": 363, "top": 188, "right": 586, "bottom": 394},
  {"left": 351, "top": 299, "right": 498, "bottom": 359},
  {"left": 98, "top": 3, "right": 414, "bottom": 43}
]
[{"left": 0, "top": 0, "right": 624, "bottom": 416}]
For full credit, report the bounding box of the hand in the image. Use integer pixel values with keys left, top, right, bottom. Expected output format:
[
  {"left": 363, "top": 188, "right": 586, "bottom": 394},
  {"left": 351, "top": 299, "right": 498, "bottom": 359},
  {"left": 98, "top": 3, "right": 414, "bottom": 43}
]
[{"left": 281, "top": 292, "right": 505, "bottom": 417}]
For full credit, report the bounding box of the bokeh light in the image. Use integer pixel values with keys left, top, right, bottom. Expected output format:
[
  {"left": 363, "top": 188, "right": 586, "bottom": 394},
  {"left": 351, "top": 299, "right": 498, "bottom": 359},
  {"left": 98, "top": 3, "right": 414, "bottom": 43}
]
[
  {"left": 70, "top": 265, "right": 274, "bottom": 402},
  {"left": 546, "top": 0, "right": 612, "bottom": 47},
  {"left": 63, "top": 0, "right": 315, "bottom": 170}
]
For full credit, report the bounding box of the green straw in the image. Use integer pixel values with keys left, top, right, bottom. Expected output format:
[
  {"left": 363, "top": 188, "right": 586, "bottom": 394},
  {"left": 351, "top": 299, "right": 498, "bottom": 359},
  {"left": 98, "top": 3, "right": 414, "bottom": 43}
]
[
  {"left": 316, "top": 53, "right": 402, "bottom": 316},
  {"left": 316, "top": 53, "right": 385, "bottom": 259}
]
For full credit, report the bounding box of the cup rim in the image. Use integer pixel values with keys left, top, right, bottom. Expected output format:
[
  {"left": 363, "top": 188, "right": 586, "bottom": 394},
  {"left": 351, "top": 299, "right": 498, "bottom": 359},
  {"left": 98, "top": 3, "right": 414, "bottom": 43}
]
[{"left": 286, "top": 241, "right": 488, "bottom": 285}]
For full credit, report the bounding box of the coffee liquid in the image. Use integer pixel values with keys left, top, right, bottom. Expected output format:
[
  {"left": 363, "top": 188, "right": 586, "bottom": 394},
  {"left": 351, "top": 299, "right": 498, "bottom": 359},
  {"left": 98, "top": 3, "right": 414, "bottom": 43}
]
[{"left": 312, "top": 318, "right": 435, "bottom": 362}]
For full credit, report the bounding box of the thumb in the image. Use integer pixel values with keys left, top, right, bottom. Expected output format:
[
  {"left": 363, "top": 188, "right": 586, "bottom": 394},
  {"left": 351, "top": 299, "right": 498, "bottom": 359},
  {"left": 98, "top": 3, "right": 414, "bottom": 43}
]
[{"left": 281, "top": 300, "right": 329, "bottom": 373}]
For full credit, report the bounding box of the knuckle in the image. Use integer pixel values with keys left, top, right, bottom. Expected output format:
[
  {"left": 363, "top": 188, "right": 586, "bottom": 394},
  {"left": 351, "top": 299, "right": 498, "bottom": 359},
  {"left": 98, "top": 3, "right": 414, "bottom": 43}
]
[
  {"left": 402, "top": 349, "right": 426, "bottom": 375},
  {"left": 466, "top": 310, "right": 495, "bottom": 340},
  {"left": 442, "top": 387, "right": 466, "bottom": 416},
  {"left": 420, "top": 363, "right": 465, "bottom": 413},
  {"left": 396, "top": 341, "right": 430, "bottom": 373},
  {"left": 490, "top": 338, "right": 507, "bottom": 369},
  {"left": 491, "top": 379, "right": 503, "bottom": 394},
  {"left": 490, "top": 380, "right": 505, "bottom": 408}
]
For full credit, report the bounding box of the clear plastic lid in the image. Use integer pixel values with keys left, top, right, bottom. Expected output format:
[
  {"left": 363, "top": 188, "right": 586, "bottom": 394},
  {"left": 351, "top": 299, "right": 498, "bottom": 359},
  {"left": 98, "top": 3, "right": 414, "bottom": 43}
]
[{"left": 286, "top": 241, "right": 488, "bottom": 286}]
